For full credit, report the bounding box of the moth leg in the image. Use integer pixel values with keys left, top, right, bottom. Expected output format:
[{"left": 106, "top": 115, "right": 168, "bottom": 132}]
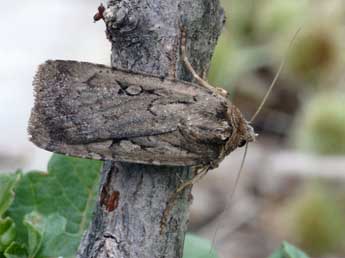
[
  {"left": 180, "top": 28, "right": 228, "bottom": 97},
  {"left": 176, "top": 166, "right": 209, "bottom": 193}
]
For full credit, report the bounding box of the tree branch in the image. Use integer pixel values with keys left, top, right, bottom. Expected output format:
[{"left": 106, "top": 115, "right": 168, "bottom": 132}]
[{"left": 77, "top": 0, "right": 225, "bottom": 257}]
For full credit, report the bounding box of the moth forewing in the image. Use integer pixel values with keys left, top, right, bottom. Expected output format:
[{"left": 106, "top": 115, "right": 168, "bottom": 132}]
[{"left": 28, "top": 60, "right": 251, "bottom": 167}]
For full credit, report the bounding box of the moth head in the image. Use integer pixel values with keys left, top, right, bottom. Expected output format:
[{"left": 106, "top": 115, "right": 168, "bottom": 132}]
[
  {"left": 225, "top": 104, "right": 257, "bottom": 152},
  {"left": 237, "top": 123, "right": 257, "bottom": 148}
]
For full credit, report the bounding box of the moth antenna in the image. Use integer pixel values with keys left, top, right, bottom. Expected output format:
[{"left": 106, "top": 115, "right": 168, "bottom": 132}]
[
  {"left": 209, "top": 142, "right": 249, "bottom": 254},
  {"left": 250, "top": 28, "right": 301, "bottom": 123},
  {"left": 208, "top": 28, "right": 301, "bottom": 254}
]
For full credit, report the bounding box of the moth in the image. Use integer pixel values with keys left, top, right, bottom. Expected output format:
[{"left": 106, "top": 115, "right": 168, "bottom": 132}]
[
  {"left": 29, "top": 22, "right": 299, "bottom": 193},
  {"left": 29, "top": 59, "right": 255, "bottom": 170},
  {"left": 29, "top": 23, "right": 298, "bottom": 177},
  {"left": 30, "top": 7, "right": 255, "bottom": 173}
]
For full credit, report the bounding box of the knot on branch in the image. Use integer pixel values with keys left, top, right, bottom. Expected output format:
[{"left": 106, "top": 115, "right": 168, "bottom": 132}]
[{"left": 104, "top": 3, "right": 139, "bottom": 35}]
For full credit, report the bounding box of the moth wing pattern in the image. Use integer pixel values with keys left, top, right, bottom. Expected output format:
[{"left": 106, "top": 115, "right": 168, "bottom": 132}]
[{"left": 29, "top": 60, "right": 235, "bottom": 167}]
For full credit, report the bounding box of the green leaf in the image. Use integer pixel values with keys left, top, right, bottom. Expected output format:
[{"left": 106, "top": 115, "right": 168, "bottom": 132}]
[
  {"left": 7, "top": 154, "right": 102, "bottom": 257},
  {"left": 0, "top": 173, "right": 21, "bottom": 217},
  {"left": 23, "top": 212, "right": 80, "bottom": 258},
  {"left": 183, "top": 234, "right": 219, "bottom": 258},
  {"left": 268, "top": 242, "right": 310, "bottom": 258},
  {"left": 3, "top": 242, "right": 27, "bottom": 258},
  {"left": 0, "top": 218, "right": 16, "bottom": 252},
  {"left": 23, "top": 213, "right": 43, "bottom": 257}
]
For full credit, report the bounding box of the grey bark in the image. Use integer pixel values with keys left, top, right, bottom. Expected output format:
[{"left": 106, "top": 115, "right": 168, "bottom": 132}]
[{"left": 77, "top": 1, "right": 225, "bottom": 257}]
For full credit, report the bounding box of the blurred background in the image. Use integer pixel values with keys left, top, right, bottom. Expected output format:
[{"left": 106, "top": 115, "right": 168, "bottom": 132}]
[
  {"left": 0, "top": 0, "right": 110, "bottom": 171},
  {"left": 1, "top": 0, "right": 345, "bottom": 258}
]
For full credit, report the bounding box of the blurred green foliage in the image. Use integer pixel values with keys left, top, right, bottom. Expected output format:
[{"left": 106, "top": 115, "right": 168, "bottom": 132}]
[
  {"left": 287, "top": 28, "right": 339, "bottom": 83},
  {"left": 211, "top": 3, "right": 345, "bottom": 257},
  {"left": 287, "top": 182, "right": 345, "bottom": 255},
  {"left": 213, "top": 0, "right": 344, "bottom": 84},
  {"left": 268, "top": 241, "right": 310, "bottom": 258},
  {"left": 183, "top": 234, "right": 219, "bottom": 258},
  {"left": 210, "top": 0, "right": 309, "bottom": 89},
  {"left": 293, "top": 92, "right": 345, "bottom": 154},
  {"left": 213, "top": 0, "right": 345, "bottom": 153},
  {"left": 0, "top": 154, "right": 102, "bottom": 258}
]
